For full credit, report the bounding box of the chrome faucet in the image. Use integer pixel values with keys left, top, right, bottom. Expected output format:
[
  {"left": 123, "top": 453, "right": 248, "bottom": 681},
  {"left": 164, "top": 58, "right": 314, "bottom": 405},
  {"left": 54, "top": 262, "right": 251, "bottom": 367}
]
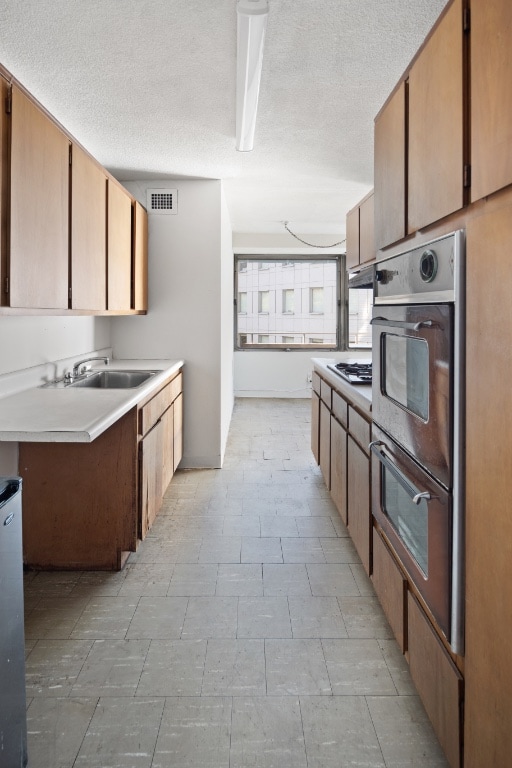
[{"left": 70, "top": 356, "right": 110, "bottom": 379}]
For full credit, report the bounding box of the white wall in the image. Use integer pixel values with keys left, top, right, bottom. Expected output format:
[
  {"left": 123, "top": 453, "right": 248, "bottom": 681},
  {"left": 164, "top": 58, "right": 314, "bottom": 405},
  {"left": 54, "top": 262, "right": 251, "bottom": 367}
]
[
  {"left": 220, "top": 189, "right": 234, "bottom": 461},
  {"left": 0, "top": 316, "right": 110, "bottom": 474},
  {"left": 111, "top": 179, "right": 233, "bottom": 469}
]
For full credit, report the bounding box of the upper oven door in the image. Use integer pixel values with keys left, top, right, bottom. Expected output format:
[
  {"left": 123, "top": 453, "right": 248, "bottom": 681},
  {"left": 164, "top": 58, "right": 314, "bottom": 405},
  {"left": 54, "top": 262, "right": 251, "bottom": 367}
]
[{"left": 371, "top": 303, "right": 453, "bottom": 489}]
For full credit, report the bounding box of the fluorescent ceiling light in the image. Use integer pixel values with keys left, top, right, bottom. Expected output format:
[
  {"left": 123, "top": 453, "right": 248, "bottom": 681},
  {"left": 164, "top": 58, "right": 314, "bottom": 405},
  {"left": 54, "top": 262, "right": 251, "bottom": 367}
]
[{"left": 236, "top": 0, "right": 269, "bottom": 152}]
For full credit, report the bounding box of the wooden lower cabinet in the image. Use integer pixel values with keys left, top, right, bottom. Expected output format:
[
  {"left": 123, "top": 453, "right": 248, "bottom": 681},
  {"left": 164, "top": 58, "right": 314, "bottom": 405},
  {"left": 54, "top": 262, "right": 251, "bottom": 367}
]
[
  {"left": 319, "top": 400, "right": 331, "bottom": 489},
  {"left": 371, "top": 528, "right": 407, "bottom": 651},
  {"left": 347, "top": 435, "right": 371, "bottom": 574},
  {"left": 20, "top": 410, "right": 138, "bottom": 570},
  {"left": 330, "top": 415, "right": 347, "bottom": 525},
  {"left": 19, "top": 369, "right": 183, "bottom": 569},
  {"left": 311, "top": 391, "right": 320, "bottom": 464},
  {"left": 408, "top": 593, "right": 463, "bottom": 768}
]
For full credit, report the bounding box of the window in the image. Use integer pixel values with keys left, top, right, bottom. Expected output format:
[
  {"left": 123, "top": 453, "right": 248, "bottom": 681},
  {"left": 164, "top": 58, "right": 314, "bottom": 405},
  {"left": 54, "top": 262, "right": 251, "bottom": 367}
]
[
  {"left": 309, "top": 337, "right": 324, "bottom": 344},
  {"left": 258, "top": 262, "right": 270, "bottom": 270},
  {"left": 282, "top": 289, "right": 294, "bottom": 313},
  {"left": 348, "top": 288, "right": 372, "bottom": 348},
  {"left": 238, "top": 292, "right": 247, "bottom": 314},
  {"left": 258, "top": 335, "right": 269, "bottom": 343},
  {"left": 310, "top": 287, "right": 324, "bottom": 314},
  {"left": 282, "top": 335, "right": 295, "bottom": 343},
  {"left": 239, "top": 261, "right": 247, "bottom": 272},
  {"left": 258, "top": 291, "right": 270, "bottom": 313}
]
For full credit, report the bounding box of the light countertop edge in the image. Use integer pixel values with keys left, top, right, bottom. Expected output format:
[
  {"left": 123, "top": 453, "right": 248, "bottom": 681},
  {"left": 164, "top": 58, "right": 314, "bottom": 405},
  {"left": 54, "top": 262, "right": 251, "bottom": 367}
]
[
  {"left": 311, "top": 358, "right": 372, "bottom": 415},
  {"left": 0, "top": 359, "right": 184, "bottom": 443}
]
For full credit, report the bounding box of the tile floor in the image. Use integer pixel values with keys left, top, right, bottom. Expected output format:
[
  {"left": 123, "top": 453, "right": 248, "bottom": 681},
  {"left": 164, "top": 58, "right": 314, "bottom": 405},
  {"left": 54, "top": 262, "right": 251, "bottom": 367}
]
[{"left": 23, "top": 398, "right": 448, "bottom": 767}]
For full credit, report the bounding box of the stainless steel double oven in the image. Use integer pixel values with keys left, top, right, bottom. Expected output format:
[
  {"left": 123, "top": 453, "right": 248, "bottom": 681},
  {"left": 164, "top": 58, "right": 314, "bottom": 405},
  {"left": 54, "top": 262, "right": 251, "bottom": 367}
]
[{"left": 370, "top": 230, "right": 465, "bottom": 654}]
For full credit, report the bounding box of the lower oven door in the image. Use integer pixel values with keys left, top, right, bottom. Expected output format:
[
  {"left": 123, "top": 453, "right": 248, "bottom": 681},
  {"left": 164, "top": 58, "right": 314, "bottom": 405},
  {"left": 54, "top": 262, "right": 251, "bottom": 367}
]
[{"left": 371, "top": 426, "right": 452, "bottom": 643}]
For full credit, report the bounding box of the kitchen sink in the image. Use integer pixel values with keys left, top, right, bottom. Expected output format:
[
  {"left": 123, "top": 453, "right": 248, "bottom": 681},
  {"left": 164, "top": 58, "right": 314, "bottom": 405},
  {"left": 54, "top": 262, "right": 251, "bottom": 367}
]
[{"left": 70, "top": 370, "right": 158, "bottom": 389}]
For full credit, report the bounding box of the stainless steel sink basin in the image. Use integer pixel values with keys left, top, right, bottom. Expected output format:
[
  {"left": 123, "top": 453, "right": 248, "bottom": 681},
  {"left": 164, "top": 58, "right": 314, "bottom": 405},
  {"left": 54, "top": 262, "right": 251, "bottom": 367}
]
[{"left": 70, "top": 370, "right": 158, "bottom": 389}]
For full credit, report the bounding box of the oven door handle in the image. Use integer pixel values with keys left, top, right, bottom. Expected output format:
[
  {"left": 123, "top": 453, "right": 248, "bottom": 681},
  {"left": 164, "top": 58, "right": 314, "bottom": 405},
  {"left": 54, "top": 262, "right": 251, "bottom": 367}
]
[
  {"left": 370, "top": 317, "right": 436, "bottom": 332},
  {"left": 369, "top": 441, "right": 434, "bottom": 505}
]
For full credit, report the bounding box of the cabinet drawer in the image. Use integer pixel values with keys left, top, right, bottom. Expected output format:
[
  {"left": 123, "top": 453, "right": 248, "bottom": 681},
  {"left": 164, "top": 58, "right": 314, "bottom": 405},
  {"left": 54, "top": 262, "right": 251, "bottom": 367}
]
[
  {"left": 312, "top": 371, "right": 321, "bottom": 396},
  {"left": 320, "top": 379, "right": 332, "bottom": 409},
  {"left": 408, "top": 592, "right": 463, "bottom": 768},
  {"left": 332, "top": 391, "right": 347, "bottom": 428},
  {"left": 372, "top": 528, "right": 407, "bottom": 651},
  {"left": 169, "top": 372, "right": 183, "bottom": 403},
  {"left": 348, "top": 406, "right": 371, "bottom": 454},
  {"left": 139, "top": 383, "right": 172, "bottom": 436}
]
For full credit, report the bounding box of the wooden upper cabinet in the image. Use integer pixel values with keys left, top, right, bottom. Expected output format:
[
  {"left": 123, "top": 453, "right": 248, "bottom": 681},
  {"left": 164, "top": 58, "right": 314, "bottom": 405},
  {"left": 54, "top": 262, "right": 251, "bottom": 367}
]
[
  {"left": 0, "top": 76, "right": 8, "bottom": 304},
  {"left": 408, "top": 0, "right": 465, "bottom": 233},
  {"left": 345, "top": 206, "right": 360, "bottom": 269},
  {"left": 133, "top": 201, "right": 148, "bottom": 311},
  {"left": 70, "top": 144, "right": 107, "bottom": 310},
  {"left": 374, "top": 81, "right": 406, "bottom": 250},
  {"left": 345, "top": 190, "right": 374, "bottom": 269},
  {"left": 471, "top": 0, "right": 512, "bottom": 202},
  {"left": 107, "top": 180, "right": 132, "bottom": 310},
  {"left": 358, "top": 191, "right": 374, "bottom": 264},
  {"left": 9, "top": 86, "right": 69, "bottom": 309}
]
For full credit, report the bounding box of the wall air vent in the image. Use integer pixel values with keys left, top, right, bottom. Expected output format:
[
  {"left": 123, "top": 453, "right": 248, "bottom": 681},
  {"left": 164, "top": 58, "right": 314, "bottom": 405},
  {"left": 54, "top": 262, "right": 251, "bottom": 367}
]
[{"left": 146, "top": 188, "right": 178, "bottom": 215}]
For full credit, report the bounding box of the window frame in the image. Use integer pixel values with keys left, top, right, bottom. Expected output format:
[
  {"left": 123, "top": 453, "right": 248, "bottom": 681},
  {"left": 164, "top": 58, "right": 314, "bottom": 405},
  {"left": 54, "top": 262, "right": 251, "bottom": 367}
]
[{"left": 234, "top": 255, "right": 346, "bottom": 351}]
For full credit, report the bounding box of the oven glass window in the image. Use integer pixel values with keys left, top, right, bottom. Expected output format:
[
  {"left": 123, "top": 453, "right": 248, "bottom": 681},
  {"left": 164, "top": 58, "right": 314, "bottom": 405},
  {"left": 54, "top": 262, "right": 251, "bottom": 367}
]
[
  {"left": 382, "top": 466, "right": 428, "bottom": 576},
  {"left": 382, "top": 334, "right": 429, "bottom": 420}
]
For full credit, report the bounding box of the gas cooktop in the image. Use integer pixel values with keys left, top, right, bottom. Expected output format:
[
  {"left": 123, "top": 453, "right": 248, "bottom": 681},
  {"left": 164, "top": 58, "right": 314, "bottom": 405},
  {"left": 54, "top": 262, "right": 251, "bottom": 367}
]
[{"left": 327, "top": 360, "right": 372, "bottom": 385}]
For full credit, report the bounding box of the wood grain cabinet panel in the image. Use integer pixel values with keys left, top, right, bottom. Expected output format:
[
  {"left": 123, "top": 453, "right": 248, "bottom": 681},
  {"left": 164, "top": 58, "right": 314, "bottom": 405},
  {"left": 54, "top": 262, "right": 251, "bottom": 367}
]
[
  {"left": 70, "top": 144, "right": 107, "bottom": 310},
  {"left": 140, "top": 417, "right": 164, "bottom": 540},
  {"left": 0, "top": 76, "right": 8, "bottom": 300},
  {"left": 345, "top": 206, "right": 360, "bottom": 270},
  {"left": 348, "top": 406, "right": 370, "bottom": 455},
  {"left": 330, "top": 415, "right": 347, "bottom": 525},
  {"left": 470, "top": 0, "right": 512, "bottom": 202},
  {"left": 408, "top": 0, "right": 464, "bottom": 233},
  {"left": 347, "top": 435, "right": 371, "bottom": 574},
  {"left": 319, "top": 400, "right": 331, "bottom": 489},
  {"left": 359, "top": 191, "right": 375, "bottom": 264},
  {"left": 133, "top": 201, "right": 148, "bottom": 311},
  {"left": 9, "top": 86, "right": 69, "bottom": 309},
  {"left": 408, "top": 593, "right": 463, "bottom": 768},
  {"left": 107, "top": 180, "right": 132, "bottom": 310},
  {"left": 374, "top": 81, "right": 406, "bottom": 250},
  {"left": 173, "top": 392, "right": 183, "bottom": 472},
  {"left": 311, "top": 390, "right": 320, "bottom": 465},
  {"left": 464, "top": 203, "right": 512, "bottom": 767},
  {"left": 372, "top": 528, "right": 407, "bottom": 651}
]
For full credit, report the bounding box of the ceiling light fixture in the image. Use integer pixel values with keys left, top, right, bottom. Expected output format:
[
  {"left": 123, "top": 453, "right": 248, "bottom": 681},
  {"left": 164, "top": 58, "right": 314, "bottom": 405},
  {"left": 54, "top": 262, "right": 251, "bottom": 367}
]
[{"left": 236, "top": 0, "right": 269, "bottom": 152}]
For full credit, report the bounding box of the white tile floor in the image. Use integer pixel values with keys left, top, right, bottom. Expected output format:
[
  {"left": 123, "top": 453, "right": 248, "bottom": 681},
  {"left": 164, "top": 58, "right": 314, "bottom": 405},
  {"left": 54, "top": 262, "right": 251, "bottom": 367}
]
[{"left": 24, "top": 398, "right": 448, "bottom": 767}]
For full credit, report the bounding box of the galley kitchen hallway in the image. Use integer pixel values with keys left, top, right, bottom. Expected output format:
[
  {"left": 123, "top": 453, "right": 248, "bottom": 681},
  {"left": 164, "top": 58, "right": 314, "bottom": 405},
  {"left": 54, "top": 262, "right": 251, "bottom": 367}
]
[{"left": 23, "top": 398, "right": 448, "bottom": 767}]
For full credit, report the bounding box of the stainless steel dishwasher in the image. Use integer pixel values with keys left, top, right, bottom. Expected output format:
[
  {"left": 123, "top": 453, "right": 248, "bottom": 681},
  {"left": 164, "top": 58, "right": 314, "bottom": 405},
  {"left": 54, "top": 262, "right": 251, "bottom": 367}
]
[{"left": 0, "top": 478, "right": 27, "bottom": 768}]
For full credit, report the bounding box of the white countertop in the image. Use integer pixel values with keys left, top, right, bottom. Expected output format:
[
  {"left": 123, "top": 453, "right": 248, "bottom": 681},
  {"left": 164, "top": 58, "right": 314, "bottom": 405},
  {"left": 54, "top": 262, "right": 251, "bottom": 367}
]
[
  {"left": 311, "top": 358, "right": 372, "bottom": 415},
  {"left": 0, "top": 359, "right": 183, "bottom": 443}
]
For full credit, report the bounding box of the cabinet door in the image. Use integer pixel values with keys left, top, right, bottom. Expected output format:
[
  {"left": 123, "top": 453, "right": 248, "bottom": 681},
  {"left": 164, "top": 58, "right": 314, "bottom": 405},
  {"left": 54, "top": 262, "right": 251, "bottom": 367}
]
[
  {"left": 319, "top": 401, "right": 331, "bottom": 489},
  {"left": 408, "top": 0, "right": 464, "bottom": 233},
  {"left": 0, "top": 76, "right": 8, "bottom": 305},
  {"left": 70, "top": 144, "right": 107, "bottom": 310},
  {"left": 10, "top": 87, "right": 69, "bottom": 309},
  {"left": 311, "top": 391, "right": 320, "bottom": 464},
  {"left": 374, "top": 82, "right": 406, "bottom": 250},
  {"left": 345, "top": 206, "right": 360, "bottom": 270},
  {"left": 347, "top": 435, "right": 371, "bottom": 574},
  {"left": 133, "top": 201, "right": 148, "bottom": 311},
  {"left": 173, "top": 391, "right": 183, "bottom": 472},
  {"left": 330, "top": 415, "right": 347, "bottom": 525},
  {"left": 140, "top": 419, "right": 163, "bottom": 540},
  {"left": 161, "top": 404, "right": 174, "bottom": 494},
  {"left": 408, "top": 593, "right": 463, "bottom": 768},
  {"left": 471, "top": 0, "right": 512, "bottom": 202},
  {"left": 359, "top": 192, "right": 374, "bottom": 264},
  {"left": 107, "top": 180, "right": 132, "bottom": 310},
  {"left": 464, "top": 202, "right": 512, "bottom": 767},
  {"left": 372, "top": 528, "right": 407, "bottom": 651}
]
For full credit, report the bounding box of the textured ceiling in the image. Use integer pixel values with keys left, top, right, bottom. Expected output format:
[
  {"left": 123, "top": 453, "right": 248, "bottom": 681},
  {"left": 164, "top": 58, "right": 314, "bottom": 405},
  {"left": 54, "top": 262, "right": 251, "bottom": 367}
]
[{"left": 0, "top": 0, "right": 448, "bottom": 235}]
